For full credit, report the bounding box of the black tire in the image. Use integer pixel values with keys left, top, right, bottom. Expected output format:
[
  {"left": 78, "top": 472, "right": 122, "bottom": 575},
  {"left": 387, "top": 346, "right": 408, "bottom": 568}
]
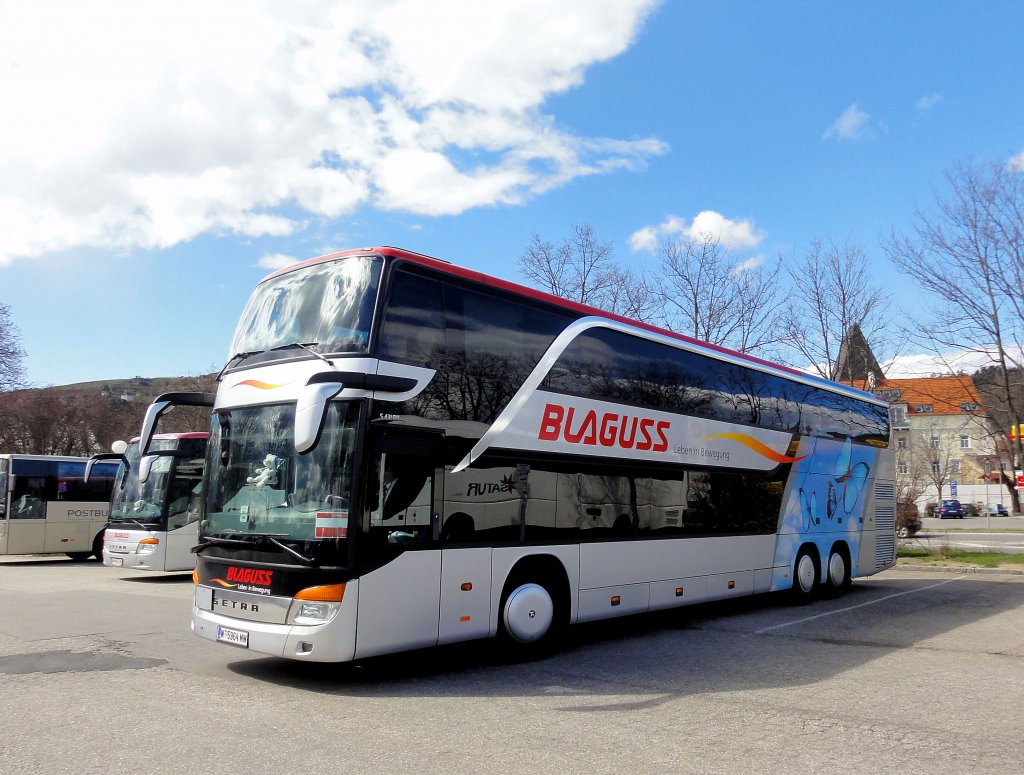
[
  {"left": 497, "top": 566, "right": 567, "bottom": 661},
  {"left": 92, "top": 532, "right": 105, "bottom": 562},
  {"left": 822, "top": 545, "right": 851, "bottom": 598},
  {"left": 790, "top": 546, "right": 819, "bottom": 605},
  {"left": 66, "top": 552, "right": 92, "bottom": 562}
]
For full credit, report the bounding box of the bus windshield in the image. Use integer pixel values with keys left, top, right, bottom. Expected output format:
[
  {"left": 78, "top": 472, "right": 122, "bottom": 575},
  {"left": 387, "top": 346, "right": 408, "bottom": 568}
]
[
  {"left": 202, "top": 402, "right": 359, "bottom": 541},
  {"left": 229, "top": 255, "right": 381, "bottom": 358},
  {"left": 109, "top": 439, "right": 195, "bottom": 527}
]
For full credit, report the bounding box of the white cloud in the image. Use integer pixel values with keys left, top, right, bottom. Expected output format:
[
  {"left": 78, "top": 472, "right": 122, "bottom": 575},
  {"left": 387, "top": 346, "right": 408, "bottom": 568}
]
[
  {"left": 0, "top": 0, "right": 664, "bottom": 264},
  {"left": 628, "top": 210, "right": 765, "bottom": 253},
  {"left": 883, "top": 347, "right": 1022, "bottom": 379},
  {"left": 732, "top": 255, "right": 765, "bottom": 275},
  {"left": 257, "top": 253, "right": 302, "bottom": 270},
  {"left": 823, "top": 103, "right": 872, "bottom": 141},
  {"left": 915, "top": 93, "right": 943, "bottom": 112},
  {"left": 1010, "top": 151, "right": 1024, "bottom": 173}
]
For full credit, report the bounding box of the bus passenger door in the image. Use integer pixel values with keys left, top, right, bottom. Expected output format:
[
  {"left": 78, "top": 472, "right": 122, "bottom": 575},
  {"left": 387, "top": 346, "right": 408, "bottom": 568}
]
[
  {"left": 7, "top": 472, "right": 46, "bottom": 554},
  {"left": 354, "top": 431, "right": 443, "bottom": 659},
  {"left": 0, "top": 461, "right": 8, "bottom": 554}
]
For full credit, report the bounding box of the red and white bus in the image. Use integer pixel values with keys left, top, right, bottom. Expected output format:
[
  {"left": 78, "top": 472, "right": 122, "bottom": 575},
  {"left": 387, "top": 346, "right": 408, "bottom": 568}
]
[
  {"left": 146, "top": 247, "right": 893, "bottom": 662},
  {"left": 93, "top": 433, "right": 208, "bottom": 572}
]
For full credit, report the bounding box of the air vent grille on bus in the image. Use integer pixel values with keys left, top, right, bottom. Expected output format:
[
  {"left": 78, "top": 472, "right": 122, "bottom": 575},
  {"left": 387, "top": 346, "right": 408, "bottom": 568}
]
[{"left": 875, "top": 480, "right": 897, "bottom": 569}]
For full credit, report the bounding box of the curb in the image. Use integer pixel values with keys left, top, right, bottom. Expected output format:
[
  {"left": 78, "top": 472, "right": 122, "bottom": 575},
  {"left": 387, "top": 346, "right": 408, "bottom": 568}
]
[{"left": 891, "top": 560, "right": 1024, "bottom": 576}]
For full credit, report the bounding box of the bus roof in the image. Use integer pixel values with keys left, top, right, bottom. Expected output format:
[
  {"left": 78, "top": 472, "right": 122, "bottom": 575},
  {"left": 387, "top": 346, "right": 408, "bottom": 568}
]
[
  {"left": 262, "top": 246, "right": 886, "bottom": 408},
  {"left": 0, "top": 454, "right": 95, "bottom": 462}
]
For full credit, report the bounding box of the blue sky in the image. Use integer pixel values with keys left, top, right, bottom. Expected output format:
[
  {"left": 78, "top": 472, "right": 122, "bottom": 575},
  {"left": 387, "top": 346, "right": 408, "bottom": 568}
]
[{"left": 1, "top": 0, "right": 1022, "bottom": 386}]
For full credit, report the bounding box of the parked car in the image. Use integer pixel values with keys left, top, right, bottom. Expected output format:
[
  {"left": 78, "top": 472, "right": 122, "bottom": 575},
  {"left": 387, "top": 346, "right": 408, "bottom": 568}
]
[
  {"left": 897, "top": 502, "right": 922, "bottom": 538},
  {"left": 963, "top": 502, "right": 980, "bottom": 517},
  {"left": 937, "top": 499, "right": 965, "bottom": 519},
  {"left": 987, "top": 503, "right": 1009, "bottom": 517}
]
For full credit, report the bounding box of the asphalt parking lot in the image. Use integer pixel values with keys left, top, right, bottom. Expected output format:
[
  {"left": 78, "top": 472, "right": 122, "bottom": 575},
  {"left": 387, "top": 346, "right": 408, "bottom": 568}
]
[{"left": 1, "top": 557, "right": 1023, "bottom": 775}]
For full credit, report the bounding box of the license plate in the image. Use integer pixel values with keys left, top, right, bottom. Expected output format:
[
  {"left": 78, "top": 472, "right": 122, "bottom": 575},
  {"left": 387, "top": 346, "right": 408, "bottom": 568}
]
[
  {"left": 111, "top": 557, "right": 123, "bottom": 566},
  {"left": 216, "top": 626, "right": 249, "bottom": 648}
]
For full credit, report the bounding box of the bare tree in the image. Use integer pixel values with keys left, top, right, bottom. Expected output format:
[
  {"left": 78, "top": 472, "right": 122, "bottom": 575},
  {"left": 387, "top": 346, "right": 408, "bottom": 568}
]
[
  {"left": 519, "top": 224, "right": 653, "bottom": 319},
  {"left": 782, "top": 238, "right": 891, "bottom": 380},
  {"left": 0, "top": 373, "right": 217, "bottom": 456},
  {"left": 894, "top": 440, "right": 932, "bottom": 509},
  {"left": 0, "top": 389, "right": 91, "bottom": 455},
  {"left": 655, "top": 232, "right": 785, "bottom": 356},
  {"left": 0, "top": 302, "right": 26, "bottom": 391},
  {"left": 884, "top": 160, "right": 1024, "bottom": 512}
]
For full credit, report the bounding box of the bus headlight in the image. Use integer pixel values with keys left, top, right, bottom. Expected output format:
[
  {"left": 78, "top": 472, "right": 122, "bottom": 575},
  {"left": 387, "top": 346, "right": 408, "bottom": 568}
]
[
  {"left": 290, "top": 602, "right": 340, "bottom": 625},
  {"left": 287, "top": 583, "right": 345, "bottom": 625},
  {"left": 138, "top": 537, "right": 159, "bottom": 554}
]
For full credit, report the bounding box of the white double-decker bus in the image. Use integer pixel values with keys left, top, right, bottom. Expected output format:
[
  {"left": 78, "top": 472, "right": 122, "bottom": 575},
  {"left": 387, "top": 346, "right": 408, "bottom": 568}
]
[
  {"left": 155, "top": 247, "right": 893, "bottom": 663},
  {"left": 92, "top": 433, "right": 208, "bottom": 572},
  {"left": 0, "top": 454, "right": 118, "bottom": 560}
]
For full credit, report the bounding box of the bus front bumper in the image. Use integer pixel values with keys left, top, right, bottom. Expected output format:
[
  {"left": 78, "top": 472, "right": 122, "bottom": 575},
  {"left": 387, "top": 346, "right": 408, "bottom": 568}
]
[
  {"left": 103, "top": 545, "right": 163, "bottom": 571},
  {"left": 192, "top": 582, "right": 358, "bottom": 663}
]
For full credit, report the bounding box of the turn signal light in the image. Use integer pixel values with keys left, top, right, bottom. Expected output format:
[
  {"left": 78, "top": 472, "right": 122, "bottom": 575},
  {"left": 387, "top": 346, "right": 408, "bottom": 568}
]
[
  {"left": 192, "top": 569, "right": 199, "bottom": 585},
  {"left": 139, "top": 537, "right": 160, "bottom": 545},
  {"left": 295, "top": 583, "right": 346, "bottom": 602}
]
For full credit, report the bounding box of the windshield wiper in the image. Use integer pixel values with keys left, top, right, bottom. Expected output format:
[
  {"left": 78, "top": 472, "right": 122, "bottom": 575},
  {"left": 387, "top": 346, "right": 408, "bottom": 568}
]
[
  {"left": 191, "top": 534, "right": 253, "bottom": 553},
  {"left": 193, "top": 531, "right": 318, "bottom": 567},
  {"left": 217, "top": 350, "right": 265, "bottom": 380},
  {"left": 262, "top": 534, "right": 318, "bottom": 567},
  {"left": 271, "top": 341, "right": 334, "bottom": 367},
  {"left": 111, "top": 516, "right": 157, "bottom": 531}
]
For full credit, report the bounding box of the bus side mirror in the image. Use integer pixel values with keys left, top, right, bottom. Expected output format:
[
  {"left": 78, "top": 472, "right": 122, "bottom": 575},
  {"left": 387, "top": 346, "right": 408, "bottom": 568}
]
[
  {"left": 295, "top": 381, "right": 344, "bottom": 454},
  {"left": 138, "top": 449, "right": 193, "bottom": 484},
  {"left": 85, "top": 453, "right": 125, "bottom": 484},
  {"left": 138, "top": 392, "right": 215, "bottom": 455},
  {"left": 139, "top": 399, "right": 174, "bottom": 456},
  {"left": 139, "top": 455, "right": 158, "bottom": 484}
]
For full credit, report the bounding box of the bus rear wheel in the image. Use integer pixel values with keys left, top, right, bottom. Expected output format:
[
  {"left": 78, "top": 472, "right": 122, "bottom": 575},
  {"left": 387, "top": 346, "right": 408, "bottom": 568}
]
[
  {"left": 66, "top": 552, "right": 91, "bottom": 562},
  {"left": 823, "top": 546, "right": 851, "bottom": 597},
  {"left": 791, "top": 547, "right": 819, "bottom": 605}
]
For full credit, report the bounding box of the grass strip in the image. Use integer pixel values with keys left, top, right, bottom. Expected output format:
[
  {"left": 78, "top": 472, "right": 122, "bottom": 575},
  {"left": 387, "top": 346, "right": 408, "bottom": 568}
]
[{"left": 898, "top": 547, "right": 1024, "bottom": 568}]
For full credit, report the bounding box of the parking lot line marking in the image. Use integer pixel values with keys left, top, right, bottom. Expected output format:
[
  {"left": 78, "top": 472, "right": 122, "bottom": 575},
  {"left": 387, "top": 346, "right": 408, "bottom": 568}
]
[{"left": 752, "top": 576, "right": 966, "bottom": 635}]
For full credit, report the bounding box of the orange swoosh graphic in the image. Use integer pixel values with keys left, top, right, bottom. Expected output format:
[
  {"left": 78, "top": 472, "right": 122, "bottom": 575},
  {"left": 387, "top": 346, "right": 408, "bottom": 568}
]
[
  {"left": 211, "top": 578, "right": 237, "bottom": 588},
  {"left": 233, "top": 379, "right": 291, "bottom": 390},
  {"left": 705, "top": 433, "right": 807, "bottom": 464}
]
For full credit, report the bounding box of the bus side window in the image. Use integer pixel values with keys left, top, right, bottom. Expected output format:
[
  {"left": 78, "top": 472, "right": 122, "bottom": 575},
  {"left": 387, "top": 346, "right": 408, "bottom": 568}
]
[
  {"left": 11, "top": 479, "right": 46, "bottom": 519},
  {"left": 367, "top": 451, "right": 433, "bottom": 546},
  {"left": 379, "top": 270, "right": 444, "bottom": 366}
]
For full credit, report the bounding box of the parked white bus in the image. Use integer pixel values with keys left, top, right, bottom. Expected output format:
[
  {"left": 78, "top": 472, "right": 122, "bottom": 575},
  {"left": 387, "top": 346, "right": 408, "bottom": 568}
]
[
  {"left": 146, "top": 247, "right": 893, "bottom": 663},
  {"left": 93, "top": 433, "right": 208, "bottom": 572},
  {"left": 0, "top": 454, "right": 118, "bottom": 560}
]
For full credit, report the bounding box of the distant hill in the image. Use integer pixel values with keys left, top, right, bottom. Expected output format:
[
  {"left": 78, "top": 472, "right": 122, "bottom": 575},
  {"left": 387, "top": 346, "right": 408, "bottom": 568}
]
[
  {"left": 50, "top": 372, "right": 218, "bottom": 395},
  {"left": 47, "top": 373, "right": 218, "bottom": 403}
]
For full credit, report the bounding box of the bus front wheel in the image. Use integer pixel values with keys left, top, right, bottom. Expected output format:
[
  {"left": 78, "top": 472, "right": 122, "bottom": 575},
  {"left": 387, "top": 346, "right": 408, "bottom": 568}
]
[
  {"left": 502, "top": 583, "right": 554, "bottom": 645},
  {"left": 497, "top": 564, "right": 567, "bottom": 660}
]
